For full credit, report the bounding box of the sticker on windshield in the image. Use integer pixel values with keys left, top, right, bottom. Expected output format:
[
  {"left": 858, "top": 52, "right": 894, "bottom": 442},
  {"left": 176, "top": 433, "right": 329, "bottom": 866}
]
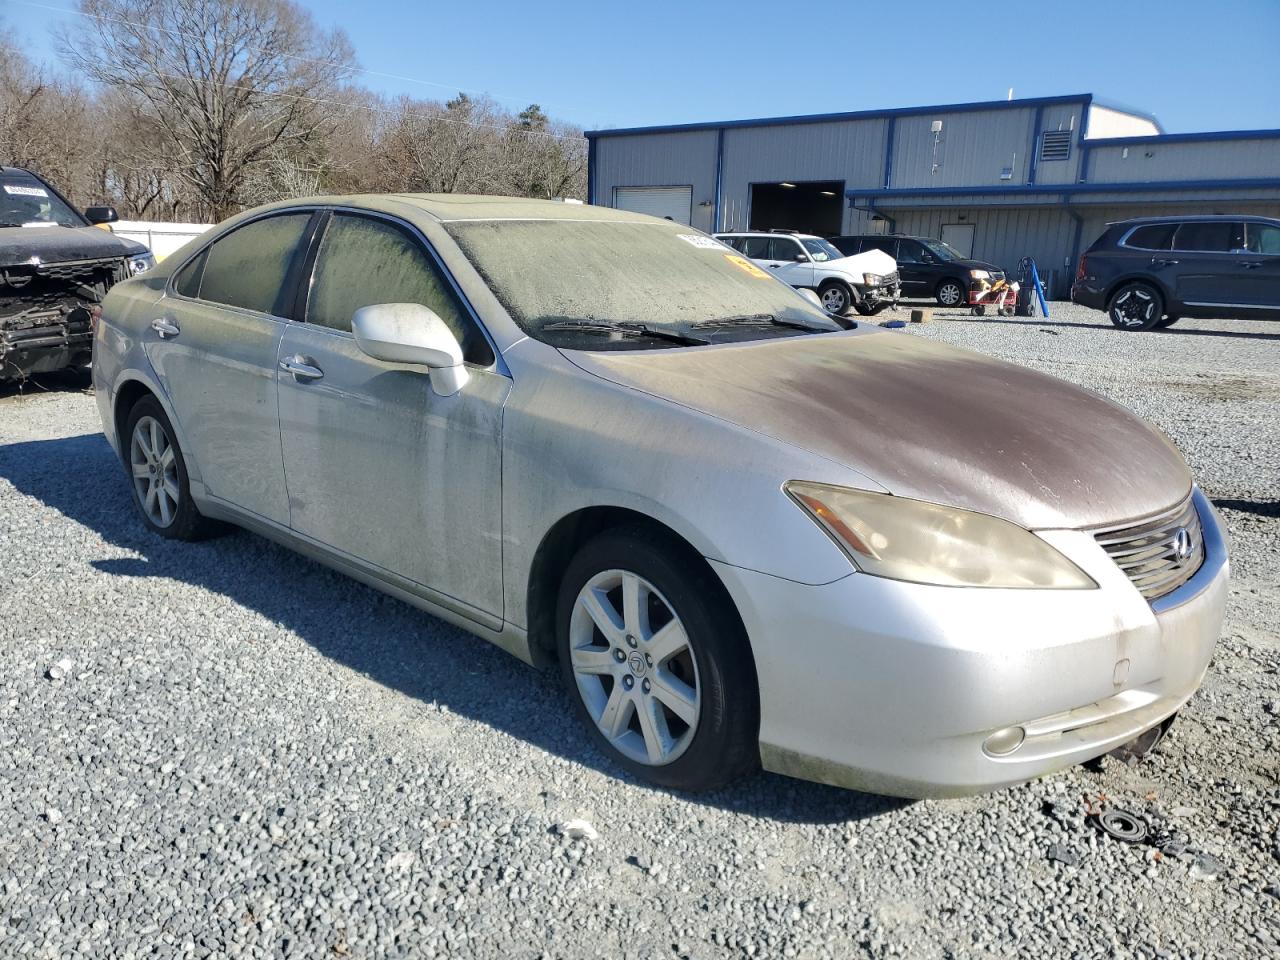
[
  {"left": 3, "top": 184, "right": 48, "bottom": 197},
  {"left": 723, "top": 254, "right": 769, "bottom": 279},
  {"left": 677, "top": 234, "right": 724, "bottom": 250}
]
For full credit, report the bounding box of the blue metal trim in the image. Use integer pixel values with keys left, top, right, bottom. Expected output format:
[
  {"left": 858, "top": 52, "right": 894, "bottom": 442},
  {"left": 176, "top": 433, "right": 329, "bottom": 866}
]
[
  {"left": 1076, "top": 94, "right": 1093, "bottom": 183},
  {"left": 1083, "top": 128, "right": 1280, "bottom": 147},
  {"left": 713, "top": 128, "right": 725, "bottom": 232},
  {"left": 586, "top": 137, "right": 597, "bottom": 205},
  {"left": 846, "top": 177, "right": 1280, "bottom": 201},
  {"left": 1027, "top": 105, "right": 1044, "bottom": 186},
  {"left": 583, "top": 93, "right": 1093, "bottom": 139},
  {"left": 882, "top": 116, "right": 896, "bottom": 189}
]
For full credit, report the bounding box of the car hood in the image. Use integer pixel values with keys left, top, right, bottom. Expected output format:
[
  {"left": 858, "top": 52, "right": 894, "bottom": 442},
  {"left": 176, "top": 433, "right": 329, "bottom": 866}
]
[
  {"left": 952, "top": 257, "right": 1002, "bottom": 273},
  {"left": 564, "top": 329, "right": 1192, "bottom": 530},
  {"left": 0, "top": 224, "right": 148, "bottom": 268},
  {"left": 828, "top": 247, "right": 896, "bottom": 278}
]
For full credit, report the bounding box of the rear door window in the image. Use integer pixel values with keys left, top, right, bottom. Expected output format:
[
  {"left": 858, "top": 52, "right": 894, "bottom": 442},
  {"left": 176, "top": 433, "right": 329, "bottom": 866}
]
[
  {"left": 1123, "top": 224, "right": 1176, "bottom": 251},
  {"left": 718, "top": 236, "right": 745, "bottom": 252},
  {"left": 196, "top": 213, "right": 311, "bottom": 315},
  {"left": 865, "top": 237, "right": 898, "bottom": 257},
  {"left": 769, "top": 237, "right": 805, "bottom": 262},
  {"left": 1173, "top": 221, "right": 1244, "bottom": 253},
  {"left": 895, "top": 240, "right": 924, "bottom": 263},
  {"left": 740, "top": 236, "right": 771, "bottom": 259}
]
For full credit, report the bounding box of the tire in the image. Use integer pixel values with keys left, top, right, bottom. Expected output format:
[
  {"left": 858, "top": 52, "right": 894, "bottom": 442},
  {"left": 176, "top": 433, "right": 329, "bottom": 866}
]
[
  {"left": 936, "top": 279, "right": 967, "bottom": 307},
  {"left": 817, "top": 280, "right": 853, "bottom": 316},
  {"left": 556, "top": 526, "right": 759, "bottom": 791},
  {"left": 1154, "top": 315, "right": 1180, "bottom": 329},
  {"left": 972, "top": 305, "right": 987, "bottom": 317},
  {"left": 1108, "top": 282, "right": 1164, "bottom": 331},
  {"left": 123, "top": 396, "right": 219, "bottom": 540},
  {"left": 853, "top": 301, "right": 890, "bottom": 316}
]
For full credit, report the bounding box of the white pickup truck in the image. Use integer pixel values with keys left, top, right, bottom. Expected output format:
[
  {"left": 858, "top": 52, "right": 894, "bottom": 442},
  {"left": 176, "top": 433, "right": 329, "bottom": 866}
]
[{"left": 715, "top": 231, "right": 900, "bottom": 316}]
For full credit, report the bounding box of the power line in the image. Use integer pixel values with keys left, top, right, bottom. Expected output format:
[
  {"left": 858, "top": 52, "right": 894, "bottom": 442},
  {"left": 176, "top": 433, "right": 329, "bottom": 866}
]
[{"left": 11, "top": 0, "right": 582, "bottom": 115}]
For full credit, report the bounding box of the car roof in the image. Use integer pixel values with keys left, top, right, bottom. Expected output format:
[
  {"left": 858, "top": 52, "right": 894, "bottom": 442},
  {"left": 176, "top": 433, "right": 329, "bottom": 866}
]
[
  {"left": 1107, "top": 214, "right": 1280, "bottom": 227},
  {"left": 715, "top": 231, "right": 820, "bottom": 240},
  {"left": 242, "top": 194, "right": 661, "bottom": 224}
]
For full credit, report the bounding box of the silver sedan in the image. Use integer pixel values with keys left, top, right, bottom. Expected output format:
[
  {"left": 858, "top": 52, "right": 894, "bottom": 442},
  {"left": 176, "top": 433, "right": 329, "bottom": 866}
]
[{"left": 92, "top": 195, "right": 1228, "bottom": 798}]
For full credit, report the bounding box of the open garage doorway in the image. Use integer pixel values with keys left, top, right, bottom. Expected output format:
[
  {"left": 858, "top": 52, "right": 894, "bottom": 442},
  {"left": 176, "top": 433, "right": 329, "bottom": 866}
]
[{"left": 749, "top": 180, "right": 844, "bottom": 236}]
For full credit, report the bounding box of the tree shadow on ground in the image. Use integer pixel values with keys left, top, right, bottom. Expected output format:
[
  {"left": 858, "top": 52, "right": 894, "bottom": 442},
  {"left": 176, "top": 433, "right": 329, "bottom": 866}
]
[{"left": 0, "top": 430, "right": 909, "bottom": 825}]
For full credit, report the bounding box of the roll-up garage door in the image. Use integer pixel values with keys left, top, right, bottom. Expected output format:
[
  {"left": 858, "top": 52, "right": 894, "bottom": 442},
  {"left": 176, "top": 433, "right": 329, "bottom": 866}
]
[{"left": 613, "top": 186, "right": 692, "bottom": 224}]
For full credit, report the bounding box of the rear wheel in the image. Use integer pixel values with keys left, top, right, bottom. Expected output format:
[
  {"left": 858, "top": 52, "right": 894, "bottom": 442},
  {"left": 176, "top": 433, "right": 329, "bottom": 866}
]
[
  {"left": 818, "top": 280, "right": 853, "bottom": 316},
  {"left": 556, "top": 527, "right": 759, "bottom": 791},
  {"left": 936, "top": 279, "right": 966, "bottom": 307},
  {"left": 124, "top": 397, "right": 219, "bottom": 540},
  {"left": 1108, "top": 282, "right": 1164, "bottom": 331}
]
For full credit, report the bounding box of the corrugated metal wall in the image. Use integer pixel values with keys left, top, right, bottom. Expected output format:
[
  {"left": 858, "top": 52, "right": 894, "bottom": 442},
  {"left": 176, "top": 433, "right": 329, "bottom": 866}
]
[
  {"left": 718, "top": 119, "right": 887, "bottom": 232},
  {"left": 592, "top": 130, "right": 718, "bottom": 231},
  {"left": 1087, "top": 138, "right": 1280, "bottom": 183},
  {"left": 1034, "top": 104, "right": 1087, "bottom": 186},
  {"left": 891, "top": 107, "right": 1039, "bottom": 189}
]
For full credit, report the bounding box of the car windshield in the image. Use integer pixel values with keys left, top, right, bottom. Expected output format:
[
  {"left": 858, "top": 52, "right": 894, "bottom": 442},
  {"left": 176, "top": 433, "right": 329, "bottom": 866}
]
[
  {"left": 446, "top": 218, "right": 841, "bottom": 349},
  {"left": 918, "top": 238, "right": 964, "bottom": 261},
  {"left": 801, "top": 238, "right": 843, "bottom": 262},
  {"left": 0, "top": 173, "right": 84, "bottom": 228}
]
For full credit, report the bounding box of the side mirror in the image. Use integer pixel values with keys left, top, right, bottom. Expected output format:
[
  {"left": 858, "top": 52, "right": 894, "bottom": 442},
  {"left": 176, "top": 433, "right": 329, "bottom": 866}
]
[
  {"left": 84, "top": 206, "right": 118, "bottom": 225},
  {"left": 351, "top": 302, "right": 470, "bottom": 396}
]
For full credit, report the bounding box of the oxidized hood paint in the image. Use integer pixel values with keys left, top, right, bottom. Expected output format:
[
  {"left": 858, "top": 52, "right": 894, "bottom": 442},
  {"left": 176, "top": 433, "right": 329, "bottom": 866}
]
[
  {"left": 566, "top": 328, "right": 1192, "bottom": 530},
  {"left": 0, "top": 224, "right": 147, "bottom": 268}
]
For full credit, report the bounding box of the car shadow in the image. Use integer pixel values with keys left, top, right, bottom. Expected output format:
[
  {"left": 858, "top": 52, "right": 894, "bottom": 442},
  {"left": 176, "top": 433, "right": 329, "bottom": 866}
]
[
  {"left": 1211, "top": 497, "right": 1280, "bottom": 519},
  {"left": 0, "top": 431, "right": 908, "bottom": 824},
  {"left": 934, "top": 314, "right": 1280, "bottom": 341}
]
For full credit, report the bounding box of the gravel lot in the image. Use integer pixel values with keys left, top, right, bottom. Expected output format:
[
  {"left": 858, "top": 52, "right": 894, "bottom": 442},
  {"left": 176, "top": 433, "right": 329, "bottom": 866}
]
[{"left": 1, "top": 302, "right": 1277, "bottom": 959}]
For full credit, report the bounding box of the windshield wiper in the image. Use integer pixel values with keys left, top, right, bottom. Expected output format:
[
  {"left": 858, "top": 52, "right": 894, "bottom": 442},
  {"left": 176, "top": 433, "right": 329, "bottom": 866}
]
[
  {"left": 542, "top": 320, "right": 709, "bottom": 346},
  {"left": 693, "top": 313, "right": 831, "bottom": 333}
]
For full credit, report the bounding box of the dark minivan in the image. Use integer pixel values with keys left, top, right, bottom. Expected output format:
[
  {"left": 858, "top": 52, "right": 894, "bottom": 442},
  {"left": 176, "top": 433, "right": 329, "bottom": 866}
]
[
  {"left": 1073, "top": 215, "right": 1280, "bottom": 330},
  {"left": 829, "top": 234, "right": 1004, "bottom": 307}
]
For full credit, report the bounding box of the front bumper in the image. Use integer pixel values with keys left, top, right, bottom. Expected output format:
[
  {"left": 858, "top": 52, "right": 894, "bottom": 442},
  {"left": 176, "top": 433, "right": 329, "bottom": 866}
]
[
  {"left": 711, "top": 488, "right": 1228, "bottom": 798},
  {"left": 0, "top": 308, "right": 95, "bottom": 381},
  {"left": 860, "top": 281, "right": 901, "bottom": 307}
]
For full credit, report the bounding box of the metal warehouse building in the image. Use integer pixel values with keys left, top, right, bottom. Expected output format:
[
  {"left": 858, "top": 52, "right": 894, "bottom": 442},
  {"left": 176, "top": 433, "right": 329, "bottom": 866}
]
[{"left": 585, "top": 93, "right": 1280, "bottom": 297}]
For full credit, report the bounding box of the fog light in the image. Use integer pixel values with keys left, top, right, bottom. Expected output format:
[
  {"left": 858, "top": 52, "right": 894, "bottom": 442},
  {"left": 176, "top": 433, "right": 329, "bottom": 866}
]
[{"left": 982, "top": 726, "right": 1026, "bottom": 758}]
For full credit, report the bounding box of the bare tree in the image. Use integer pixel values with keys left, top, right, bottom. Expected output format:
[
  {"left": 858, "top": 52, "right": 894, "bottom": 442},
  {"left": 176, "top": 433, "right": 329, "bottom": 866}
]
[{"left": 59, "top": 0, "right": 355, "bottom": 220}]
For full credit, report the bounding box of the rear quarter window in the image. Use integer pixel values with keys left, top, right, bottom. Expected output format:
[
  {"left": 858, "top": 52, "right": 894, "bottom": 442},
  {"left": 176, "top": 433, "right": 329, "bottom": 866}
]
[{"left": 1122, "top": 224, "right": 1176, "bottom": 251}]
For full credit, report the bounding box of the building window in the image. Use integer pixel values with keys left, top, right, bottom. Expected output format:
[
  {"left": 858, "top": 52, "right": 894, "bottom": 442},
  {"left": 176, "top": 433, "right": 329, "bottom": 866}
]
[{"left": 1039, "top": 130, "right": 1072, "bottom": 162}]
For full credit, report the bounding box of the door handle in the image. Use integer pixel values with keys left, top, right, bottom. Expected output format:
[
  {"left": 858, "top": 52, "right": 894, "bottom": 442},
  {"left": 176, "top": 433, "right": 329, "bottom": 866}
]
[
  {"left": 767, "top": 263, "right": 781, "bottom": 269},
  {"left": 279, "top": 355, "right": 324, "bottom": 381},
  {"left": 1240, "top": 261, "right": 1264, "bottom": 269},
  {"left": 150, "top": 318, "right": 180, "bottom": 339},
  {"left": 1151, "top": 259, "right": 1179, "bottom": 268}
]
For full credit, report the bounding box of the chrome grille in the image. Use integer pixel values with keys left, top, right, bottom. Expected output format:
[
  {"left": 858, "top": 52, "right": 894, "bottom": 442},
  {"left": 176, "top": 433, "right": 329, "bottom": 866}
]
[{"left": 1092, "top": 496, "right": 1203, "bottom": 601}]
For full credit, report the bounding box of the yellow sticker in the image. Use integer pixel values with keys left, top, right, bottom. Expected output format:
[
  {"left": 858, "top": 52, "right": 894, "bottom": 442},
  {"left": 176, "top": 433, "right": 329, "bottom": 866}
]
[{"left": 723, "top": 254, "right": 770, "bottom": 279}]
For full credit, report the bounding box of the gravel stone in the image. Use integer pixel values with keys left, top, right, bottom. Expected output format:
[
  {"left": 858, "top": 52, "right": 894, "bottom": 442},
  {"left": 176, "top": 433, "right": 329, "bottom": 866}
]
[{"left": 2, "top": 308, "right": 1278, "bottom": 958}]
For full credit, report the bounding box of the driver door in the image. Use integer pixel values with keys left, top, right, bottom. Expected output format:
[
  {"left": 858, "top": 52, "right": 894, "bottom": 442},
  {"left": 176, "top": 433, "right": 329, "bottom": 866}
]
[
  {"left": 276, "top": 211, "right": 510, "bottom": 620},
  {"left": 763, "top": 236, "right": 815, "bottom": 287}
]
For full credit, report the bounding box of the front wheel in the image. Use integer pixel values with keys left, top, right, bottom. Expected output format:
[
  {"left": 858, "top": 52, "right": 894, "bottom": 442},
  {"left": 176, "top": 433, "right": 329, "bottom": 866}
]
[
  {"left": 1108, "top": 282, "right": 1164, "bottom": 331},
  {"left": 556, "top": 527, "right": 759, "bottom": 791},
  {"left": 1154, "top": 314, "right": 1180, "bottom": 329},
  {"left": 936, "top": 279, "right": 967, "bottom": 307},
  {"left": 818, "top": 281, "right": 853, "bottom": 316}
]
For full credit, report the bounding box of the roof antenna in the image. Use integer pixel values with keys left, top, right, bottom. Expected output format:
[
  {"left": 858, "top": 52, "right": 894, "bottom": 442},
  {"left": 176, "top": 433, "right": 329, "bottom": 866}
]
[{"left": 1007, "top": 87, "right": 1014, "bottom": 101}]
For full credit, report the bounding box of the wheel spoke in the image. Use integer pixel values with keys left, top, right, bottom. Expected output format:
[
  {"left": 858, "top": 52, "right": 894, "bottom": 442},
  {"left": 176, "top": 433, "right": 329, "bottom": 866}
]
[
  {"left": 162, "top": 477, "right": 180, "bottom": 503},
  {"left": 621, "top": 572, "right": 649, "bottom": 639},
  {"left": 570, "top": 646, "right": 615, "bottom": 676},
  {"left": 134, "top": 430, "right": 153, "bottom": 462},
  {"left": 645, "top": 618, "right": 688, "bottom": 664},
  {"left": 149, "top": 419, "right": 162, "bottom": 459},
  {"left": 157, "top": 487, "right": 173, "bottom": 526},
  {"left": 581, "top": 587, "right": 625, "bottom": 645},
  {"left": 651, "top": 672, "right": 698, "bottom": 726},
  {"left": 598, "top": 683, "right": 634, "bottom": 740},
  {"left": 144, "top": 483, "right": 158, "bottom": 517},
  {"left": 159, "top": 445, "right": 175, "bottom": 470},
  {"left": 131, "top": 463, "right": 151, "bottom": 479},
  {"left": 635, "top": 697, "right": 670, "bottom": 763}
]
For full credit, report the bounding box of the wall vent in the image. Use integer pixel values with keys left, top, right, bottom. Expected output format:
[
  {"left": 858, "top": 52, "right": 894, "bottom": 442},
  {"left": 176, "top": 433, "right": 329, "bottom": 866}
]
[{"left": 1039, "top": 130, "right": 1072, "bottom": 162}]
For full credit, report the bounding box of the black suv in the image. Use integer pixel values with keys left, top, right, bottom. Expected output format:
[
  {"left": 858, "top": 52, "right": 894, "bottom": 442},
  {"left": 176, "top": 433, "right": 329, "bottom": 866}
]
[
  {"left": 829, "top": 234, "right": 1004, "bottom": 307},
  {"left": 1073, "top": 215, "right": 1280, "bottom": 330},
  {"left": 1, "top": 166, "right": 153, "bottom": 381}
]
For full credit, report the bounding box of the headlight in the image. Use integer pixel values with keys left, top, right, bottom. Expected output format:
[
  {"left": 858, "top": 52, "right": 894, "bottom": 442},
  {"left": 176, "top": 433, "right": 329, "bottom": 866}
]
[
  {"left": 128, "top": 253, "right": 156, "bottom": 276},
  {"left": 862, "top": 272, "right": 886, "bottom": 286},
  {"left": 785, "top": 481, "right": 1096, "bottom": 589},
  {"left": 969, "top": 269, "right": 990, "bottom": 280}
]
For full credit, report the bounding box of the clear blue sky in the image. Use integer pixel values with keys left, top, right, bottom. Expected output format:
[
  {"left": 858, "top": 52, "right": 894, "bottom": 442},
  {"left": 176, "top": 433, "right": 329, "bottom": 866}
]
[{"left": 11, "top": 0, "right": 1280, "bottom": 133}]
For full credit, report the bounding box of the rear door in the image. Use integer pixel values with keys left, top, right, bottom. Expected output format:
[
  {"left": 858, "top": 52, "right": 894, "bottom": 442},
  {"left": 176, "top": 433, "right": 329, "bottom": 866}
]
[
  {"left": 1170, "top": 221, "right": 1246, "bottom": 308},
  {"left": 892, "top": 239, "right": 932, "bottom": 295},
  {"left": 148, "top": 211, "right": 316, "bottom": 525},
  {"left": 275, "top": 210, "right": 509, "bottom": 619},
  {"left": 763, "top": 236, "right": 815, "bottom": 287}
]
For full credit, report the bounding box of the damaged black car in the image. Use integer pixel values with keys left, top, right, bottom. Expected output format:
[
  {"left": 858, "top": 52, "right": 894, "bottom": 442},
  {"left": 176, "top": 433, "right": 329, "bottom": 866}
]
[{"left": 1, "top": 166, "right": 154, "bottom": 382}]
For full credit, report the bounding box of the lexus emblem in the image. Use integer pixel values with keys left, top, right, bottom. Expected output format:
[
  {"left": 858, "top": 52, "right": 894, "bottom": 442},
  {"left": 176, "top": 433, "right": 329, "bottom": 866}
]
[{"left": 1171, "top": 527, "right": 1193, "bottom": 562}]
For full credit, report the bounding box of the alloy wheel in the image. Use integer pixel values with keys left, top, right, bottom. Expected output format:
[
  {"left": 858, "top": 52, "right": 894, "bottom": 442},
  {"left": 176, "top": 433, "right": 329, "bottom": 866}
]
[
  {"left": 1111, "top": 287, "right": 1156, "bottom": 327},
  {"left": 938, "top": 282, "right": 963, "bottom": 306},
  {"left": 130, "top": 415, "right": 180, "bottom": 527},
  {"left": 820, "top": 286, "right": 848, "bottom": 313},
  {"left": 568, "top": 569, "right": 701, "bottom": 766}
]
